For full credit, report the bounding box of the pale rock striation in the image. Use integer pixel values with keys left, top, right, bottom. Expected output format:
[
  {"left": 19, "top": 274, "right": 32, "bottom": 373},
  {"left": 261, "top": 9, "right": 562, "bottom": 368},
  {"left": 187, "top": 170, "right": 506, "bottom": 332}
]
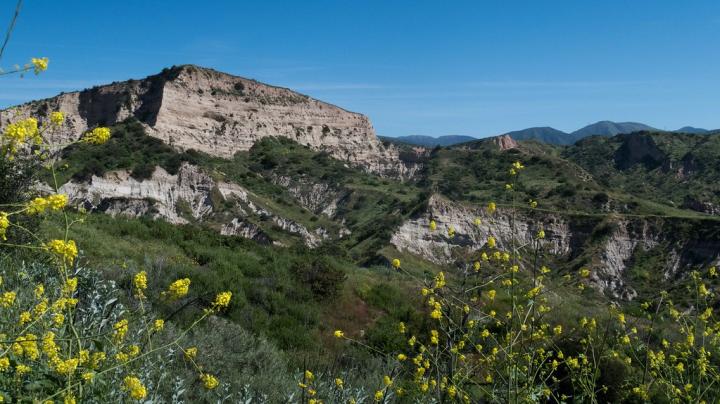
[
  {"left": 271, "top": 174, "right": 345, "bottom": 218},
  {"left": 59, "top": 163, "right": 327, "bottom": 247},
  {"left": 390, "top": 195, "right": 571, "bottom": 264},
  {"left": 392, "top": 194, "right": 720, "bottom": 300}
]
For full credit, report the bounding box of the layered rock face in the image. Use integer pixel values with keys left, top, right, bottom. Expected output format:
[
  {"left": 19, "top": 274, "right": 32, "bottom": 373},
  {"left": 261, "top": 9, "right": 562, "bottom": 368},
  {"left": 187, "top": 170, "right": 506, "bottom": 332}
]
[
  {"left": 391, "top": 195, "right": 720, "bottom": 300},
  {"left": 391, "top": 195, "right": 571, "bottom": 264},
  {"left": 0, "top": 65, "right": 414, "bottom": 178},
  {"left": 58, "top": 163, "right": 330, "bottom": 247}
]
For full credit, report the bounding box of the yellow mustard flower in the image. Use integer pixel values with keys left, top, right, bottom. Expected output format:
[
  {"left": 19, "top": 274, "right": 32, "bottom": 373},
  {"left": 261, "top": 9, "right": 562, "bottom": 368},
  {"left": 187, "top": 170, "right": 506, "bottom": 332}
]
[
  {"left": 487, "top": 202, "right": 496, "bottom": 214},
  {"left": 34, "top": 284, "right": 44, "bottom": 299},
  {"left": 213, "top": 291, "right": 232, "bottom": 308},
  {"left": 153, "top": 319, "right": 164, "bottom": 331},
  {"left": 0, "top": 292, "right": 16, "bottom": 308},
  {"left": 50, "top": 111, "right": 65, "bottom": 126},
  {"left": 45, "top": 239, "right": 78, "bottom": 264},
  {"left": 113, "top": 319, "right": 129, "bottom": 342},
  {"left": 27, "top": 197, "right": 49, "bottom": 215},
  {"left": 201, "top": 373, "right": 219, "bottom": 389},
  {"left": 165, "top": 278, "right": 190, "bottom": 300},
  {"left": 82, "top": 127, "right": 111, "bottom": 145},
  {"left": 123, "top": 376, "right": 147, "bottom": 400},
  {"left": 47, "top": 194, "right": 68, "bottom": 210},
  {"left": 15, "top": 364, "right": 31, "bottom": 375},
  {"left": 133, "top": 271, "right": 147, "bottom": 295},
  {"left": 31, "top": 57, "right": 49, "bottom": 74},
  {"left": 0, "top": 212, "right": 9, "bottom": 240},
  {"left": 184, "top": 347, "right": 198, "bottom": 360},
  {"left": 2, "top": 117, "right": 41, "bottom": 156},
  {"left": 18, "top": 311, "right": 32, "bottom": 326}
]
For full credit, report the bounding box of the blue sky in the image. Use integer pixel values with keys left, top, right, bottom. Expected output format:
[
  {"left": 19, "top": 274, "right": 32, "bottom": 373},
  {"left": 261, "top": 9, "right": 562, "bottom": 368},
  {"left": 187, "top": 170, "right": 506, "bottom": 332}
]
[{"left": 1, "top": 0, "right": 719, "bottom": 137}]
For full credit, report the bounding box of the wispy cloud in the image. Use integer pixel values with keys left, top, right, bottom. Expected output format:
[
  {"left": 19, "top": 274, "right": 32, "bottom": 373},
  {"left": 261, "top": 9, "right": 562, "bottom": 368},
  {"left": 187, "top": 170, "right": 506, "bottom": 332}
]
[
  {"left": 1, "top": 78, "right": 109, "bottom": 90},
  {"left": 467, "top": 80, "right": 652, "bottom": 88},
  {"left": 290, "top": 83, "right": 386, "bottom": 91}
]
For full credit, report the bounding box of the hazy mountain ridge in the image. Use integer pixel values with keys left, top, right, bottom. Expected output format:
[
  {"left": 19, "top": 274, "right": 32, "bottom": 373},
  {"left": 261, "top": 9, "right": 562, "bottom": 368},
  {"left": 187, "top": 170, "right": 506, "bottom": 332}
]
[
  {"left": 503, "top": 126, "right": 572, "bottom": 145},
  {"left": 675, "top": 126, "right": 710, "bottom": 134},
  {"left": 381, "top": 134, "right": 476, "bottom": 147},
  {"left": 391, "top": 121, "right": 717, "bottom": 147}
]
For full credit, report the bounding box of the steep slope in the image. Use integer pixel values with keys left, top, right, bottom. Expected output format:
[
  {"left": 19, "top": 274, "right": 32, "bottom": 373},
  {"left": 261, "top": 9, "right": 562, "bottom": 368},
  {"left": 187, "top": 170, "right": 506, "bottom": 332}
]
[
  {"left": 570, "top": 120, "right": 657, "bottom": 141},
  {"left": 504, "top": 126, "right": 572, "bottom": 145},
  {"left": 0, "top": 65, "right": 415, "bottom": 178}
]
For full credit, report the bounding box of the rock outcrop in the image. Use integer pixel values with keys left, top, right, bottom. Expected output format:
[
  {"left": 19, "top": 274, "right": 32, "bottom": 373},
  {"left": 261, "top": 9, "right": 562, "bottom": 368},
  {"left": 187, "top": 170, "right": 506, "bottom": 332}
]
[
  {"left": 59, "top": 163, "right": 329, "bottom": 247},
  {"left": 391, "top": 195, "right": 570, "bottom": 264},
  {"left": 391, "top": 194, "right": 720, "bottom": 300},
  {"left": 1, "top": 65, "right": 416, "bottom": 178},
  {"left": 493, "top": 134, "right": 519, "bottom": 150}
]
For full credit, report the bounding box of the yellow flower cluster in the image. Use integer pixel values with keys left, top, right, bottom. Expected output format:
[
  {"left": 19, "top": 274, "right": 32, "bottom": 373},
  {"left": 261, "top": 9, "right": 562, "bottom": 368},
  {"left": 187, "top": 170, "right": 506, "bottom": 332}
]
[
  {"left": 200, "top": 373, "right": 219, "bottom": 389},
  {"left": 82, "top": 127, "right": 111, "bottom": 145},
  {"left": 123, "top": 376, "right": 147, "bottom": 400},
  {"left": 31, "top": 57, "right": 49, "bottom": 74},
  {"left": 153, "top": 319, "right": 164, "bottom": 331},
  {"left": 45, "top": 239, "right": 78, "bottom": 264},
  {"left": 2, "top": 117, "right": 41, "bottom": 157},
  {"left": 113, "top": 319, "right": 129, "bottom": 342},
  {"left": 0, "top": 291, "right": 16, "bottom": 307},
  {"left": 212, "top": 291, "right": 232, "bottom": 309},
  {"left": 133, "top": 271, "right": 147, "bottom": 298},
  {"left": 184, "top": 347, "right": 198, "bottom": 360},
  {"left": 164, "top": 278, "right": 190, "bottom": 300},
  {"left": 0, "top": 212, "right": 9, "bottom": 240},
  {"left": 50, "top": 111, "right": 65, "bottom": 126}
]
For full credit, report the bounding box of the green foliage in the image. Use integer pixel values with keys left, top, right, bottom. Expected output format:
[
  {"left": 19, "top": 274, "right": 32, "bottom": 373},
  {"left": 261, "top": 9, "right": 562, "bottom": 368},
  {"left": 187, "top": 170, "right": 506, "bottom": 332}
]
[
  {"left": 46, "top": 211, "right": 418, "bottom": 360},
  {"left": 564, "top": 131, "right": 720, "bottom": 213},
  {"left": 53, "top": 118, "right": 199, "bottom": 183},
  {"left": 291, "top": 254, "right": 346, "bottom": 301}
]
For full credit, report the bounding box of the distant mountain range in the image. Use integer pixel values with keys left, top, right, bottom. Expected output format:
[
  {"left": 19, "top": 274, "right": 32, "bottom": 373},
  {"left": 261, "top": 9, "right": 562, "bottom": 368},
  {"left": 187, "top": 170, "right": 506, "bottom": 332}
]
[
  {"left": 381, "top": 135, "right": 476, "bottom": 147},
  {"left": 504, "top": 127, "right": 576, "bottom": 145},
  {"left": 675, "top": 126, "right": 709, "bottom": 134},
  {"left": 385, "top": 121, "right": 715, "bottom": 146}
]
